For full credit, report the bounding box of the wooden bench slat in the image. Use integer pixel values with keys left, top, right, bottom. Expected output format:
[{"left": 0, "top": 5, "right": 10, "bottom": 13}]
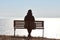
[{"left": 14, "top": 20, "right": 44, "bottom": 29}]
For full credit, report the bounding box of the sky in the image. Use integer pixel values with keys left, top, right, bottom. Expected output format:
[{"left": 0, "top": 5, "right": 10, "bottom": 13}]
[{"left": 0, "top": 0, "right": 60, "bottom": 18}]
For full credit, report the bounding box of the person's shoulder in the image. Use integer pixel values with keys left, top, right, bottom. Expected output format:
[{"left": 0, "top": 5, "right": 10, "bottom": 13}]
[
  {"left": 25, "top": 15, "right": 28, "bottom": 18},
  {"left": 25, "top": 15, "right": 27, "bottom": 17},
  {"left": 32, "top": 16, "right": 34, "bottom": 18}
]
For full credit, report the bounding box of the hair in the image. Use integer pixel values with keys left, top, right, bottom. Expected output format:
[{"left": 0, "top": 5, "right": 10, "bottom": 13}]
[{"left": 27, "top": 9, "right": 32, "bottom": 16}]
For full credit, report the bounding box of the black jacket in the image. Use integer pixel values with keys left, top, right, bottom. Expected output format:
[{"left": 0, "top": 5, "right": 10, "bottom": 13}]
[{"left": 24, "top": 15, "right": 36, "bottom": 29}]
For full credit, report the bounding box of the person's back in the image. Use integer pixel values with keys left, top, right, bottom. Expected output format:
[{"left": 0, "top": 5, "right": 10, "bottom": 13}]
[
  {"left": 24, "top": 9, "right": 36, "bottom": 37},
  {"left": 24, "top": 15, "right": 35, "bottom": 29}
]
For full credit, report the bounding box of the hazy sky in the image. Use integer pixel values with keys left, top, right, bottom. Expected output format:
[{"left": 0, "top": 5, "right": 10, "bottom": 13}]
[
  {"left": 0, "top": 0, "right": 60, "bottom": 18},
  {"left": 0, "top": 18, "right": 60, "bottom": 39}
]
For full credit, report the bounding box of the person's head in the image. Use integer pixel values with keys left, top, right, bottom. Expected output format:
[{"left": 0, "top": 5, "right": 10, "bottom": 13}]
[{"left": 27, "top": 9, "right": 32, "bottom": 16}]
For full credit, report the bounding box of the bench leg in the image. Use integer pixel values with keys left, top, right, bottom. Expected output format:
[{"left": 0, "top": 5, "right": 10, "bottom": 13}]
[
  {"left": 42, "top": 29, "right": 44, "bottom": 37},
  {"left": 14, "top": 28, "right": 16, "bottom": 36}
]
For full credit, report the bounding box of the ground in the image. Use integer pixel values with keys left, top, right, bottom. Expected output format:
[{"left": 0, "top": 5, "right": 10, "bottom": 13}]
[{"left": 0, "top": 35, "right": 60, "bottom": 40}]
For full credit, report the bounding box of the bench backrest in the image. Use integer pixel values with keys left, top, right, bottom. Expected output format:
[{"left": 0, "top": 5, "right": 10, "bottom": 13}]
[{"left": 14, "top": 20, "right": 44, "bottom": 29}]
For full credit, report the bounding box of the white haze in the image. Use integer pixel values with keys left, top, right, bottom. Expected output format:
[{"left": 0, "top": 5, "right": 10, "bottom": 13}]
[{"left": 0, "top": 18, "right": 60, "bottom": 39}]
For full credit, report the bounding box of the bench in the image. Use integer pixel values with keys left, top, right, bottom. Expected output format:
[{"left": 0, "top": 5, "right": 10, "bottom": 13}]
[{"left": 14, "top": 20, "right": 44, "bottom": 37}]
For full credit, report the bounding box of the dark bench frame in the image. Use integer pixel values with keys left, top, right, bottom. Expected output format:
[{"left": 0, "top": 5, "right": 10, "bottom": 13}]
[{"left": 14, "top": 20, "right": 44, "bottom": 37}]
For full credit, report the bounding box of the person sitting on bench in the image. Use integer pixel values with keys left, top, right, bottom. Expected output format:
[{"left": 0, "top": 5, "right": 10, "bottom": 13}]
[{"left": 24, "top": 9, "right": 36, "bottom": 37}]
